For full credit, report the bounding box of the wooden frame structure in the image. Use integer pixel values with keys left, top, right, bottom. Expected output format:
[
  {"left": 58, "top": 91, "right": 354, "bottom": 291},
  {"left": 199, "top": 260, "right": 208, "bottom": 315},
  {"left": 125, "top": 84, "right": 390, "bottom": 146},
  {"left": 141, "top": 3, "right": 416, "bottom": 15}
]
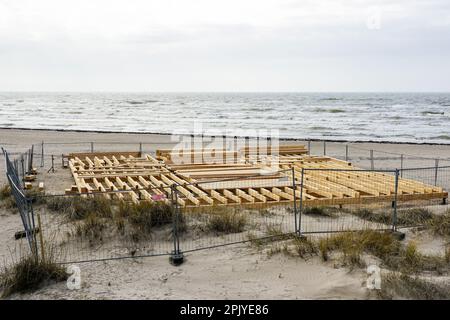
[{"left": 65, "top": 146, "right": 448, "bottom": 207}]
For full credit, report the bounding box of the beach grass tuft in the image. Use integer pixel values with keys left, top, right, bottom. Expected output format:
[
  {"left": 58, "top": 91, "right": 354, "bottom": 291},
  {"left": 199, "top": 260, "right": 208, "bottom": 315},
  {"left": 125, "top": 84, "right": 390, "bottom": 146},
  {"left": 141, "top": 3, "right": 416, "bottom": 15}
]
[
  {"left": 207, "top": 210, "right": 247, "bottom": 234},
  {"left": 0, "top": 184, "right": 11, "bottom": 200},
  {"left": 0, "top": 249, "right": 67, "bottom": 298},
  {"left": 379, "top": 273, "right": 450, "bottom": 300}
]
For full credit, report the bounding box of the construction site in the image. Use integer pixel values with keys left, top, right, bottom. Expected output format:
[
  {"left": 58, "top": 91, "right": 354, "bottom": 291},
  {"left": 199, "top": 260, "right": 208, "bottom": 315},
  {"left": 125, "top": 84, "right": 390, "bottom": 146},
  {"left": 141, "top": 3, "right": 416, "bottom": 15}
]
[
  {"left": 62, "top": 144, "right": 447, "bottom": 208},
  {"left": 2, "top": 136, "right": 450, "bottom": 300}
]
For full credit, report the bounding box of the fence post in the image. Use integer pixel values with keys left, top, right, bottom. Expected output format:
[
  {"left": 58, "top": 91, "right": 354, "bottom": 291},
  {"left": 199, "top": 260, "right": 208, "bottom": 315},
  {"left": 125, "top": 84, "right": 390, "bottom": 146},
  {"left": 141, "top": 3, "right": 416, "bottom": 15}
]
[
  {"left": 90, "top": 142, "right": 94, "bottom": 153},
  {"left": 400, "top": 154, "right": 404, "bottom": 177},
  {"left": 323, "top": 140, "right": 326, "bottom": 156},
  {"left": 40, "top": 141, "right": 44, "bottom": 167},
  {"left": 345, "top": 144, "right": 349, "bottom": 161},
  {"left": 298, "top": 168, "right": 305, "bottom": 236},
  {"left": 47, "top": 155, "right": 55, "bottom": 173},
  {"left": 434, "top": 159, "right": 439, "bottom": 186},
  {"left": 223, "top": 135, "right": 227, "bottom": 163},
  {"left": 291, "top": 167, "right": 298, "bottom": 234},
  {"left": 28, "top": 199, "right": 39, "bottom": 261},
  {"left": 37, "top": 213, "right": 46, "bottom": 262},
  {"left": 392, "top": 169, "right": 399, "bottom": 232},
  {"left": 169, "top": 185, "right": 184, "bottom": 266},
  {"left": 139, "top": 142, "right": 142, "bottom": 155},
  {"left": 20, "top": 156, "right": 25, "bottom": 187},
  {"left": 370, "top": 149, "right": 374, "bottom": 170},
  {"left": 307, "top": 140, "right": 311, "bottom": 155},
  {"left": 29, "top": 145, "right": 34, "bottom": 173}
]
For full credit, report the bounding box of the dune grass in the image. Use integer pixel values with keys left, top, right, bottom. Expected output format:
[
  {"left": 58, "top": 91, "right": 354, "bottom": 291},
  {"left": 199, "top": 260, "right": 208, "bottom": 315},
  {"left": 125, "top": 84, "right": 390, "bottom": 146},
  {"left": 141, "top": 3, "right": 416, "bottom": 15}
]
[
  {"left": 0, "top": 184, "right": 11, "bottom": 200},
  {"left": 318, "top": 230, "right": 401, "bottom": 267},
  {"left": 379, "top": 273, "right": 450, "bottom": 300},
  {"left": 317, "top": 231, "right": 449, "bottom": 274},
  {"left": 351, "top": 207, "right": 434, "bottom": 226},
  {"left": 428, "top": 210, "right": 450, "bottom": 237},
  {"left": 0, "top": 246, "right": 67, "bottom": 298},
  {"left": 302, "top": 206, "right": 337, "bottom": 218},
  {"left": 0, "top": 184, "right": 16, "bottom": 209},
  {"left": 47, "top": 196, "right": 113, "bottom": 221},
  {"left": 206, "top": 209, "right": 248, "bottom": 234}
]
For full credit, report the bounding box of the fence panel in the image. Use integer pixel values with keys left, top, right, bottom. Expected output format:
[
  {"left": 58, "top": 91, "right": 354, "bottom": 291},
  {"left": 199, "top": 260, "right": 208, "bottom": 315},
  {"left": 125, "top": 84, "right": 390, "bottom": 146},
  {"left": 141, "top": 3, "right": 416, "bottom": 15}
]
[
  {"left": 395, "top": 166, "right": 450, "bottom": 218},
  {"left": 176, "top": 172, "right": 298, "bottom": 253},
  {"left": 2, "top": 148, "right": 37, "bottom": 255},
  {"left": 35, "top": 190, "right": 177, "bottom": 264},
  {"left": 299, "top": 169, "right": 397, "bottom": 234}
]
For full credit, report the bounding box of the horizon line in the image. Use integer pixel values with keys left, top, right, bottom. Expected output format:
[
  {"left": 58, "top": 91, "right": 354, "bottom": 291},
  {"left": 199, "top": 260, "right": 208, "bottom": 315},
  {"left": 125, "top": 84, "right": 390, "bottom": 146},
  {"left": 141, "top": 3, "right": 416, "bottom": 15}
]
[{"left": 1, "top": 90, "right": 450, "bottom": 94}]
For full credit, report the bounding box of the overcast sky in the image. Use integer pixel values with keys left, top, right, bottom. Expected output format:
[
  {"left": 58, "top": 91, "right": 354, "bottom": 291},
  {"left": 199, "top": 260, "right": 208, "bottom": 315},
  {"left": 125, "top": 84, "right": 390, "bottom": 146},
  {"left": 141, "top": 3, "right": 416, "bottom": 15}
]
[{"left": 0, "top": 0, "right": 449, "bottom": 92}]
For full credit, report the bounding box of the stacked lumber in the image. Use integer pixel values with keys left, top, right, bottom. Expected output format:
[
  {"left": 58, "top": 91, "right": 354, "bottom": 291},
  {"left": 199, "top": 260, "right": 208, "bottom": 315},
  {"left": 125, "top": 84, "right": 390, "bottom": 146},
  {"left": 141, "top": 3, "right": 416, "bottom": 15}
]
[
  {"left": 65, "top": 147, "right": 448, "bottom": 208},
  {"left": 157, "top": 148, "right": 240, "bottom": 164},
  {"left": 242, "top": 144, "right": 308, "bottom": 156}
]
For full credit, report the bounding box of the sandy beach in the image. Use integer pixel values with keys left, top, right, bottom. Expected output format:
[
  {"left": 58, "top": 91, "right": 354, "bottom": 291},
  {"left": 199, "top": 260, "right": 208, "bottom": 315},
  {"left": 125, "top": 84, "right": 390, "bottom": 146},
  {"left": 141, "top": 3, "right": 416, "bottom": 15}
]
[{"left": 1, "top": 128, "right": 450, "bottom": 299}]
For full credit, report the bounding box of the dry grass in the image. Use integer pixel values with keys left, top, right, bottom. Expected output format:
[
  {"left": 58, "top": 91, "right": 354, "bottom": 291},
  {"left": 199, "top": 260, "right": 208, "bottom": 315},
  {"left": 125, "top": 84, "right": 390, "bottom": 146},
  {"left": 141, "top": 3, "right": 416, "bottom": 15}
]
[
  {"left": 74, "top": 213, "right": 107, "bottom": 240},
  {"left": 47, "top": 196, "right": 113, "bottom": 220},
  {"left": 0, "top": 184, "right": 11, "bottom": 200},
  {"left": 207, "top": 208, "right": 247, "bottom": 234},
  {"left": 428, "top": 210, "right": 450, "bottom": 237},
  {"left": 291, "top": 236, "right": 318, "bottom": 259},
  {"left": 317, "top": 231, "right": 449, "bottom": 274},
  {"left": 0, "top": 184, "right": 16, "bottom": 209},
  {"left": 379, "top": 273, "right": 450, "bottom": 300},
  {"left": 351, "top": 207, "right": 434, "bottom": 227},
  {"left": 318, "top": 231, "right": 401, "bottom": 268},
  {"left": 25, "top": 189, "right": 47, "bottom": 205},
  {"left": 0, "top": 249, "right": 67, "bottom": 298},
  {"left": 302, "top": 206, "right": 336, "bottom": 218},
  {"left": 123, "top": 201, "right": 175, "bottom": 229},
  {"left": 48, "top": 197, "right": 181, "bottom": 243}
]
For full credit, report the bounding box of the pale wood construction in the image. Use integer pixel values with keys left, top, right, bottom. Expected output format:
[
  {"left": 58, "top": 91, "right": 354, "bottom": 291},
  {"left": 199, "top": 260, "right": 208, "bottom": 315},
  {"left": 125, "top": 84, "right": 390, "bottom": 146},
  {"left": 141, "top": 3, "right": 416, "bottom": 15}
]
[{"left": 65, "top": 146, "right": 448, "bottom": 207}]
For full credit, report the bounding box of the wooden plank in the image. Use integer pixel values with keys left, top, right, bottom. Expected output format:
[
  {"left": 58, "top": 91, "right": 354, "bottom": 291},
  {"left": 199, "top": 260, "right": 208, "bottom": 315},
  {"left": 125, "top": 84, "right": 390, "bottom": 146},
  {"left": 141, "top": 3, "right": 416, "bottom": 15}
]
[
  {"left": 260, "top": 188, "right": 281, "bottom": 201},
  {"left": 235, "top": 189, "right": 255, "bottom": 203},
  {"left": 210, "top": 190, "right": 228, "bottom": 204},
  {"left": 248, "top": 188, "right": 267, "bottom": 202},
  {"left": 223, "top": 190, "right": 241, "bottom": 203},
  {"left": 272, "top": 187, "right": 294, "bottom": 201}
]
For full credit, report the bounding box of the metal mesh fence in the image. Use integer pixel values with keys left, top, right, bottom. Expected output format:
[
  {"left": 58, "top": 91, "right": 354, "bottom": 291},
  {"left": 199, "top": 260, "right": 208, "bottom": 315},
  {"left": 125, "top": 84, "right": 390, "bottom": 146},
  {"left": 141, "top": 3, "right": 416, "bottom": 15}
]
[
  {"left": 2, "top": 143, "right": 450, "bottom": 265},
  {"left": 179, "top": 202, "right": 296, "bottom": 253},
  {"left": 4, "top": 138, "right": 450, "bottom": 174},
  {"left": 2, "top": 148, "right": 37, "bottom": 257},
  {"left": 298, "top": 169, "right": 397, "bottom": 234},
  {"left": 33, "top": 190, "right": 177, "bottom": 264}
]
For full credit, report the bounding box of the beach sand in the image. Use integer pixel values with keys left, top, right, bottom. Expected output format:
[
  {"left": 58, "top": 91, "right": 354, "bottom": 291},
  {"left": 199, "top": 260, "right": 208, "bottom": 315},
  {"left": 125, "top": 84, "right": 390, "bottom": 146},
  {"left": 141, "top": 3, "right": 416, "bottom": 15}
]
[{"left": 1, "top": 128, "right": 450, "bottom": 299}]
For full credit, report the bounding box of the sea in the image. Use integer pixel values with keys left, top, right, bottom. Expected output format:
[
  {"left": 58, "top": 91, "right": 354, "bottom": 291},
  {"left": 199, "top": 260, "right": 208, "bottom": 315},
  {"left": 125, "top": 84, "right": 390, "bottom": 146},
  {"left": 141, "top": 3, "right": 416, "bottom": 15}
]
[{"left": 1, "top": 92, "right": 449, "bottom": 144}]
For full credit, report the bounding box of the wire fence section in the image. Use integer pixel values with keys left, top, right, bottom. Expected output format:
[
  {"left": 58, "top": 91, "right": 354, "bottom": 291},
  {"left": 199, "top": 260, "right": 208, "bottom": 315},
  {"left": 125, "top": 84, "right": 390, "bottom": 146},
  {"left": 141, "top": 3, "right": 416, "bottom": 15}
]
[
  {"left": 2, "top": 145, "right": 450, "bottom": 265},
  {"left": 2, "top": 147, "right": 37, "bottom": 257},
  {"left": 4, "top": 138, "right": 450, "bottom": 173},
  {"left": 298, "top": 168, "right": 398, "bottom": 234},
  {"left": 34, "top": 189, "right": 178, "bottom": 264}
]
